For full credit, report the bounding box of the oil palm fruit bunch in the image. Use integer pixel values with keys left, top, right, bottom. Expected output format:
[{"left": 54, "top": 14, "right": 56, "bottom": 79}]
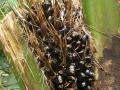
[{"left": 17, "top": 0, "right": 95, "bottom": 90}]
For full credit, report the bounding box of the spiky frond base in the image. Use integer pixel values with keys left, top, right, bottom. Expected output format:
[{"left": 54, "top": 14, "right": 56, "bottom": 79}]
[{"left": 17, "top": 0, "right": 95, "bottom": 90}]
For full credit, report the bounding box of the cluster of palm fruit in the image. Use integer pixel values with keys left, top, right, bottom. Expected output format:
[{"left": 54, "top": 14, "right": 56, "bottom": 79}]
[{"left": 19, "top": 0, "right": 95, "bottom": 90}]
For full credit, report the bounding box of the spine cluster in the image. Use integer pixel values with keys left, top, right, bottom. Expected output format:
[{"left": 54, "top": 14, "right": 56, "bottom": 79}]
[{"left": 23, "top": 1, "right": 95, "bottom": 90}]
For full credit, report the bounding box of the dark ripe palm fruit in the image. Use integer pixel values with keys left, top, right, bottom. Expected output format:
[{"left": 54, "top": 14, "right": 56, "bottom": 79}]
[
  {"left": 66, "top": 36, "right": 73, "bottom": 44},
  {"left": 21, "top": 0, "right": 95, "bottom": 90},
  {"left": 42, "top": 3, "right": 51, "bottom": 11},
  {"left": 66, "top": 63, "right": 76, "bottom": 75},
  {"left": 67, "top": 53, "right": 73, "bottom": 64},
  {"left": 84, "top": 56, "right": 92, "bottom": 64},
  {"left": 52, "top": 75, "right": 64, "bottom": 90},
  {"left": 37, "top": 59, "right": 44, "bottom": 68},
  {"left": 85, "top": 69, "right": 94, "bottom": 78},
  {"left": 51, "top": 58, "right": 61, "bottom": 72},
  {"left": 59, "top": 27, "right": 69, "bottom": 37},
  {"left": 72, "top": 31, "right": 80, "bottom": 41},
  {"left": 44, "top": 68, "right": 55, "bottom": 79}
]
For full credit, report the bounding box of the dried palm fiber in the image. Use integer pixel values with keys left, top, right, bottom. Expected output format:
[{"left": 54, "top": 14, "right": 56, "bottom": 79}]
[
  {"left": 16, "top": 0, "right": 96, "bottom": 90},
  {"left": 117, "top": 0, "right": 120, "bottom": 4}
]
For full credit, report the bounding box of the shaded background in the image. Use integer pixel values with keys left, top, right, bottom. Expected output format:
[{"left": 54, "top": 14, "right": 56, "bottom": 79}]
[{"left": 83, "top": 0, "right": 120, "bottom": 90}]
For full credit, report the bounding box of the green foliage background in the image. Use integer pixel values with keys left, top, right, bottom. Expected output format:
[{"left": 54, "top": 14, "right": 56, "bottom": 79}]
[
  {"left": 0, "top": 50, "right": 20, "bottom": 90},
  {"left": 83, "top": 0, "right": 120, "bottom": 57},
  {"left": 0, "top": 0, "right": 20, "bottom": 90}
]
